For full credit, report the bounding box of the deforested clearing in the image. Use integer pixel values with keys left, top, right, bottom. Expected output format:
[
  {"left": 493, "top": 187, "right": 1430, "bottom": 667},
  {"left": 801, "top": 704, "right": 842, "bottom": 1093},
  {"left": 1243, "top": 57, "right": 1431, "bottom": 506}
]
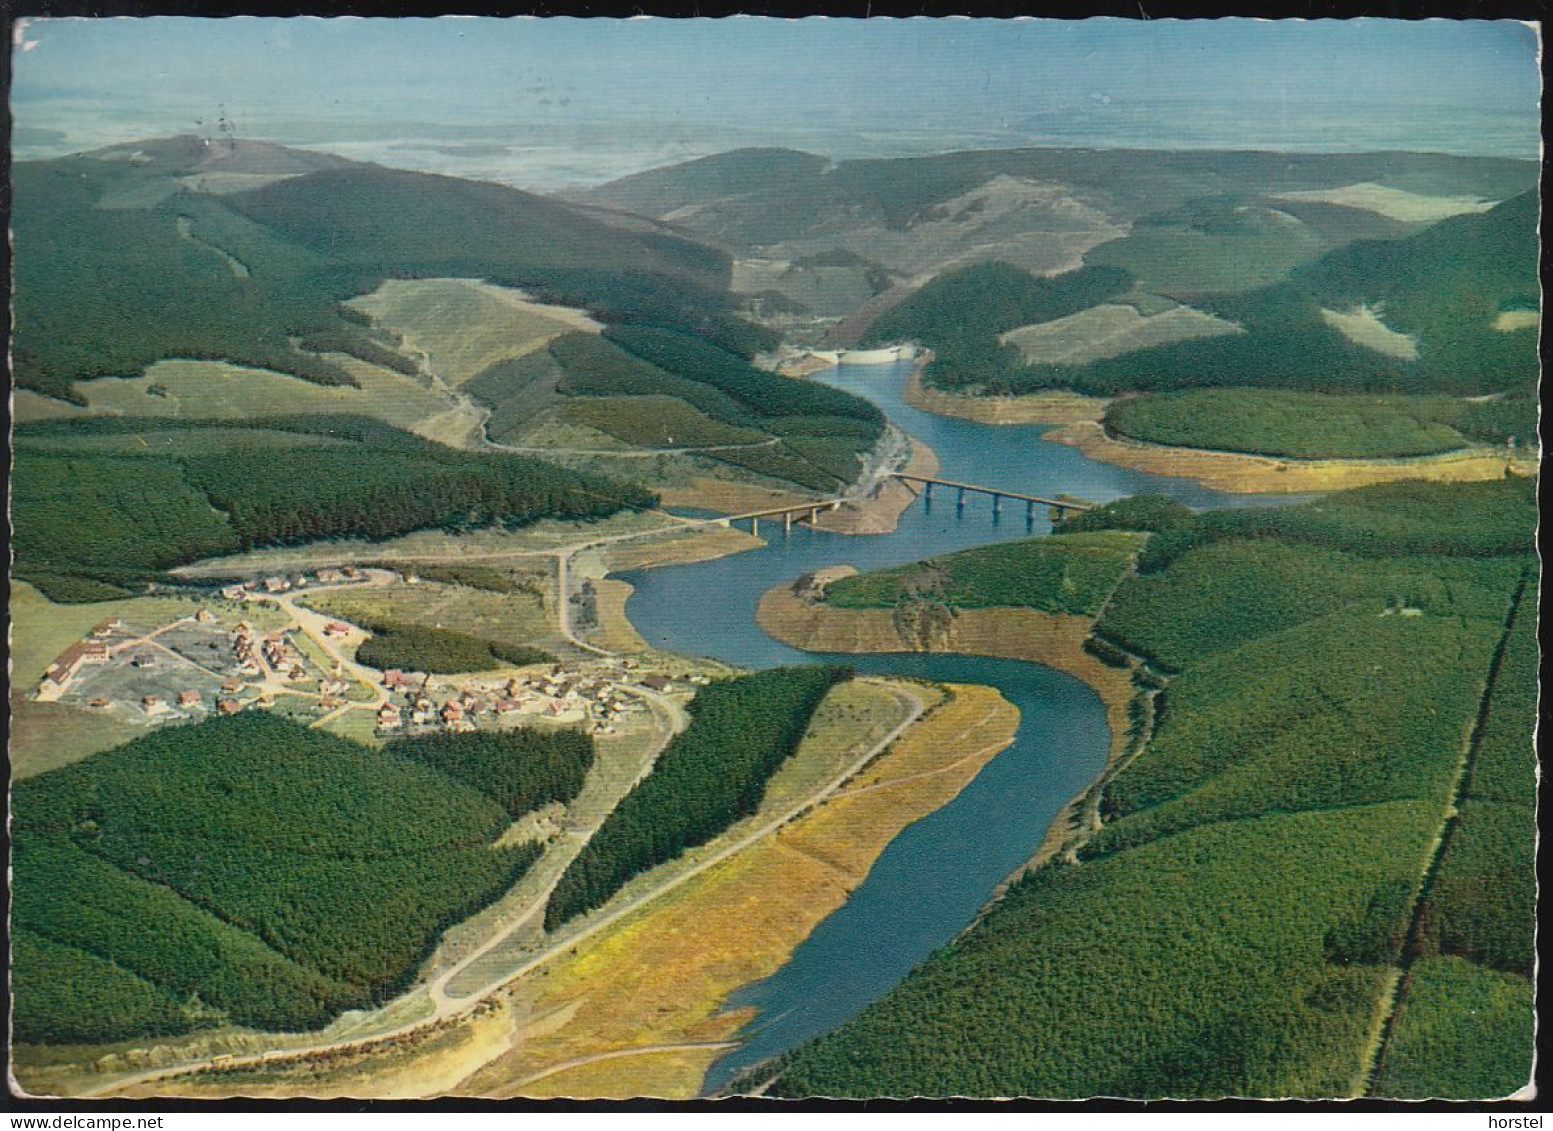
[
  {"left": 10, "top": 357, "right": 452, "bottom": 431},
  {"left": 1492, "top": 309, "right": 1539, "bottom": 332},
  {"left": 348, "top": 278, "right": 603, "bottom": 386},
  {"left": 1274, "top": 182, "right": 1497, "bottom": 223},
  {"left": 1320, "top": 304, "right": 1420, "bottom": 360},
  {"left": 1001, "top": 302, "right": 1242, "bottom": 366}
]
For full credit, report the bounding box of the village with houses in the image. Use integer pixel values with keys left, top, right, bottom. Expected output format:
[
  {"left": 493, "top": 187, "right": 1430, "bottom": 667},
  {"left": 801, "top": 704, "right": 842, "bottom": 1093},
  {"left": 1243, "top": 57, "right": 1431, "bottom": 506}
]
[{"left": 32, "top": 564, "right": 709, "bottom": 749}]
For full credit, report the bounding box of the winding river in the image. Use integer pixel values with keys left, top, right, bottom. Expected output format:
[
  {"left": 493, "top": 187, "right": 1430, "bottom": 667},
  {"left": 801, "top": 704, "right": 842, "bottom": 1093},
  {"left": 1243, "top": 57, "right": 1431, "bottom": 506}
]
[{"left": 616, "top": 360, "right": 1297, "bottom": 1090}]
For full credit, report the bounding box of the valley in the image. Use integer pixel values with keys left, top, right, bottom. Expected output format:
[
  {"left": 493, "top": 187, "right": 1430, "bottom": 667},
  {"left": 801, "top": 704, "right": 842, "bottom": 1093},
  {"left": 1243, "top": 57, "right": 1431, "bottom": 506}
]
[{"left": 7, "top": 34, "right": 1539, "bottom": 1104}]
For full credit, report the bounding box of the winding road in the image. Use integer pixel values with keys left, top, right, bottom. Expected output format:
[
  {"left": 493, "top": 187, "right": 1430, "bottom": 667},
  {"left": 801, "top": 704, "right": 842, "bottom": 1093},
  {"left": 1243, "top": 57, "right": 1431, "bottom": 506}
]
[{"left": 83, "top": 678, "right": 924, "bottom": 1098}]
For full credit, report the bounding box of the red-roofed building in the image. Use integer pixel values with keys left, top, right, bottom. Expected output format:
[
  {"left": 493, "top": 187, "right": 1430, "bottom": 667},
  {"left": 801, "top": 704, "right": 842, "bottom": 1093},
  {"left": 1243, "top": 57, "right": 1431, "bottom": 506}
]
[{"left": 41, "top": 640, "right": 111, "bottom": 692}]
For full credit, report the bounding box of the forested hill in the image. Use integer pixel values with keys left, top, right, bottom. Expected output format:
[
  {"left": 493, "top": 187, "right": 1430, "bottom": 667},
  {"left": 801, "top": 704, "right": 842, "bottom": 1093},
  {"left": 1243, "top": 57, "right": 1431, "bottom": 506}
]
[
  {"left": 11, "top": 415, "right": 656, "bottom": 602},
  {"left": 581, "top": 145, "right": 1536, "bottom": 343},
  {"left": 569, "top": 147, "right": 832, "bottom": 224},
  {"left": 765, "top": 478, "right": 1537, "bottom": 1098},
  {"left": 584, "top": 146, "right": 1538, "bottom": 250},
  {"left": 11, "top": 714, "right": 592, "bottom": 1043},
  {"left": 10, "top": 136, "right": 751, "bottom": 402},
  {"left": 1293, "top": 188, "right": 1538, "bottom": 321},
  {"left": 905, "top": 189, "right": 1539, "bottom": 410}
]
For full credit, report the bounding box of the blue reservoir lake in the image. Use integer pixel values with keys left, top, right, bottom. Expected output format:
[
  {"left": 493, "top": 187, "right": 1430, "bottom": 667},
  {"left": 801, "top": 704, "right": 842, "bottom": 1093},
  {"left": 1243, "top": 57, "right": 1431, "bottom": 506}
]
[{"left": 615, "top": 360, "right": 1295, "bottom": 1090}]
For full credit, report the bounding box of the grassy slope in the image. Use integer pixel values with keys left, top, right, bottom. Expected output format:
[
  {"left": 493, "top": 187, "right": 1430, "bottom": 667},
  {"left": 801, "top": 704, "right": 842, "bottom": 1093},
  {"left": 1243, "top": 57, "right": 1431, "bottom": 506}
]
[
  {"left": 767, "top": 479, "right": 1535, "bottom": 1098},
  {"left": 12, "top": 138, "right": 732, "bottom": 404},
  {"left": 475, "top": 329, "right": 886, "bottom": 494}
]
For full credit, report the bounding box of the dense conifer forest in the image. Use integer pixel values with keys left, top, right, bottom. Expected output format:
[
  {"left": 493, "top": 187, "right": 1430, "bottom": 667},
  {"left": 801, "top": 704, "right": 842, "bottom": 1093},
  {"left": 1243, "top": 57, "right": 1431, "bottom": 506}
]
[
  {"left": 545, "top": 666, "right": 849, "bottom": 928},
  {"left": 765, "top": 478, "right": 1535, "bottom": 1098},
  {"left": 12, "top": 714, "right": 550, "bottom": 1043},
  {"left": 388, "top": 728, "right": 595, "bottom": 821},
  {"left": 12, "top": 415, "right": 654, "bottom": 601}
]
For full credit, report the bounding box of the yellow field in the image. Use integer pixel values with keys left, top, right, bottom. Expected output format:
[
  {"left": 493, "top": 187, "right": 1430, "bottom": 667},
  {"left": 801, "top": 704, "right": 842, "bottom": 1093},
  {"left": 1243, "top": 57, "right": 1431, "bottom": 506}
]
[
  {"left": 348, "top": 278, "right": 602, "bottom": 387},
  {"left": 453, "top": 681, "right": 1018, "bottom": 1099}
]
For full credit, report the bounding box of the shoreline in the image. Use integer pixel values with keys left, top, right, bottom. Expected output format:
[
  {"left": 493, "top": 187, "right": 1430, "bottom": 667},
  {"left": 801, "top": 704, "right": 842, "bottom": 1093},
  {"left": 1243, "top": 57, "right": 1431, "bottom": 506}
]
[
  {"left": 754, "top": 584, "right": 1135, "bottom": 869},
  {"left": 903, "top": 368, "right": 1110, "bottom": 427},
  {"left": 95, "top": 677, "right": 1003, "bottom": 1101},
  {"left": 903, "top": 371, "right": 1536, "bottom": 493},
  {"left": 467, "top": 681, "right": 1020, "bottom": 1099},
  {"left": 811, "top": 428, "right": 940, "bottom": 537},
  {"left": 1047, "top": 419, "right": 1536, "bottom": 494}
]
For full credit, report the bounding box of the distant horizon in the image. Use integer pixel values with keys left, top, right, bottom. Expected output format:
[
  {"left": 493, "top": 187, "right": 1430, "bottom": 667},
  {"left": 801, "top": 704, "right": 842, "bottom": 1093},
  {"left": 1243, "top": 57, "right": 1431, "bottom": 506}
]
[{"left": 12, "top": 17, "right": 1541, "bottom": 190}]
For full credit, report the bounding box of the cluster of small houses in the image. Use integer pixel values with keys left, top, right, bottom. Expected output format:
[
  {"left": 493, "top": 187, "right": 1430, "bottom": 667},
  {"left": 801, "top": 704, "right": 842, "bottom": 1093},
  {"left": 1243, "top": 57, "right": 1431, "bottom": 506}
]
[
  {"left": 373, "top": 664, "right": 699, "bottom": 737},
  {"left": 37, "top": 577, "right": 717, "bottom": 742},
  {"left": 37, "top": 609, "right": 353, "bottom": 721},
  {"left": 218, "top": 564, "right": 370, "bottom": 601}
]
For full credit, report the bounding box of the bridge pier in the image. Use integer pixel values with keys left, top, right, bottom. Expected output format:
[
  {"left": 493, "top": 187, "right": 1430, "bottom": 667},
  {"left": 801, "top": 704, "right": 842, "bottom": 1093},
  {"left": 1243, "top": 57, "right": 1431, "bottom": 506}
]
[
  {"left": 785, "top": 511, "right": 792, "bottom": 534},
  {"left": 751, "top": 516, "right": 758, "bottom": 537},
  {"left": 890, "top": 473, "right": 1091, "bottom": 522}
]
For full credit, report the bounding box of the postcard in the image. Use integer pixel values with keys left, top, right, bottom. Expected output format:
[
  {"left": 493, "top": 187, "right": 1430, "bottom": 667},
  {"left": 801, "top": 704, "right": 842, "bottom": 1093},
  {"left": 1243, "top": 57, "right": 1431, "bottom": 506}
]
[{"left": 7, "top": 14, "right": 1540, "bottom": 1104}]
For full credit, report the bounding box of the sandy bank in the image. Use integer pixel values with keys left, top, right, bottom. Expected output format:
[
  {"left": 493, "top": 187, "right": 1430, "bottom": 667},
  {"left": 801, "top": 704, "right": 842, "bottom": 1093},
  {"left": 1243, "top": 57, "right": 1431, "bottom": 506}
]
[
  {"left": 756, "top": 584, "right": 1137, "bottom": 881},
  {"left": 1047, "top": 420, "right": 1537, "bottom": 494},
  {"left": 904, "top": 369, "right": 1109, "bottom": 426},
  {"left": 588, "top": 578, "right": 649, "bottom": 653},
  {"left": 811, "top": 431, "right": 940, "bottom": 536},
  {"left": 903, "top": 372, "right": 1537, "bottom": 494},
  {"left": 583, "top": 527, "right": 766, "bottom": 654},
  {"left": 756, "top": 585, "right": 1132, "bottom": 767},
  {"left": 456, "top": 681, "right": 1019, "bottom": 1098}
]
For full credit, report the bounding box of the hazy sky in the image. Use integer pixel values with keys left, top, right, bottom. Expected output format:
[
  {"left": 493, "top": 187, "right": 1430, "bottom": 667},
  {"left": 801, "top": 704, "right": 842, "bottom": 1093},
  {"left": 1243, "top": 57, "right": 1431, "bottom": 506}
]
[{"left": 12, "top": 17, "right": 1542, "bottom": 188}]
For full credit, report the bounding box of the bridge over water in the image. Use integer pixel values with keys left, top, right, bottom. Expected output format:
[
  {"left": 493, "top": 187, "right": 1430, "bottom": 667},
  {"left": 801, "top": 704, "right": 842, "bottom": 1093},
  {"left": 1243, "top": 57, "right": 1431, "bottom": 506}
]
[
  {"left": 717, "top": 473, "right": 1092, "bottom": 538},
  {"left": 721, "top": 499, "right": 843, "bottom": 536},
  {"left": 889, "top": 474, "right": 1094, "bottom": 522}
]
